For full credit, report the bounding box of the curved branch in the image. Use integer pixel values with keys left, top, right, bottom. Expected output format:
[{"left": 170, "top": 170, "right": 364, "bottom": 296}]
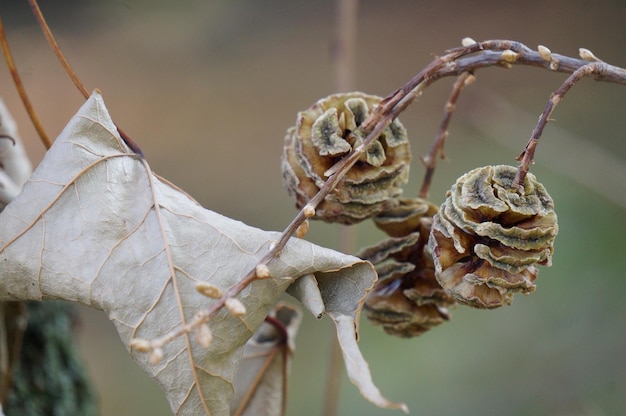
[
  {"left": 142, "top": 39, "right": 626, "bottom": 350},
  {"left": 0, "top": 16, "right": 51, "bottom": 149},
  {"left": 514, "top": 62, "right": 609, "bottom": 188}
]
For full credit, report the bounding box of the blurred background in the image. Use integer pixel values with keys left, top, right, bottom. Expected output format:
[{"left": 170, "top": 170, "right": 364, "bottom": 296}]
[{"left": 1, "top": 1, "right": 625, "bottom": 415}]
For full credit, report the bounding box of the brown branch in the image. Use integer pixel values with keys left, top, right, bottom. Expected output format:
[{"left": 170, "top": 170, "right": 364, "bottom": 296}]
[
  {"left": 137, "top": 39, "right": 626, "bottom": 354},
  {"left": 0, "top": 15, "right": 51, "bottom": 149},
  {"left": 27, "top": 0, "right": 144, "bottom": 157},
  {"left": 138, "top": 42, "right": 488, "bottom": 350},
  {"left": 327, "top": 1, "right": 359, "bottom": 414},
  {"left": 27, "top": 0, "right": 89, "bottom": 99},
  {"left": 513, "top": 62, "right": 607, "bottom": 188},
  {"left": 332, "top": 0, "right": 358, "bottom": 92},
  {"left": 419, "top": 71, "right": 475, "bottom": 198},
  {"left": 437, "top": 40, "right": 626, "bottom": 86}
]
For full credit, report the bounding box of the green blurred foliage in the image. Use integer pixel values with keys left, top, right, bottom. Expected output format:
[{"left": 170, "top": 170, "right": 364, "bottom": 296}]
[{"left": 1, "top": 1, "right": 625, "bottom": 415}]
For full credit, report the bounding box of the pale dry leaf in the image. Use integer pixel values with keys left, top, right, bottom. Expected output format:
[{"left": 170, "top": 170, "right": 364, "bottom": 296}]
[
  {"left": 0, "top": 92, "right": 404, "bottom": 415},
  {"left": 289, "top": 271, "right": 410, "bottom": 414},
  {"left": 0, "top": 170, "right": 22, "bottom": 210},
  {"left": 230, "top": 303, "right": 301, "bottom": 416},
  {"left": 0, "top": 98, "right": 32, "bottom": 209},
  {"left": 285, "top": 274, "right": 324, "bottom": 319}
]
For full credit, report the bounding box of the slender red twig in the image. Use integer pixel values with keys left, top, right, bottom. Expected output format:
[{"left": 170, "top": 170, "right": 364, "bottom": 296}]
[
  {"left": 27, "top": 0, "right": 144, "bottom": 156},
  {"left": 0, "top": 15, "right": 51, "bottom": 149},
  {"left": 419, "top": 71, "right": 475, "bottom": 198},
  {"left": 513, "top": 62, "right": 607, "bottom": 189},
  {"left": 326, "top": 1, "right": 359, "bottom": 415},
  {"left": 27, "top": 0, "right": 89, "bottom": 99}
]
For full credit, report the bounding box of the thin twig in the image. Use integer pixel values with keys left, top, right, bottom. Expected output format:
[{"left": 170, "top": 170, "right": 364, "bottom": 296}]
[
  {"left": 325, "top": 1, "right": 359, "bottom": 414},
  {"left": 0, "top": 15, "right": 51, "bottom": 149},
  {"left": 514, "top": 62, "right": 606, "bottom": 188},
  {"left": 27, "top": 0, "right": 144, "bottom": 156},
  {"left": 27, "top": 0, "right": 89, "bottom": 99},
  {"left": 437, "top": 40, "right": 626, "bottom": 86},
  {"left": 419, "top": 71, "right": 474, "bottom": 198},
  {"left": 332, "top": 0, "right": 358, "bottom": 93}
]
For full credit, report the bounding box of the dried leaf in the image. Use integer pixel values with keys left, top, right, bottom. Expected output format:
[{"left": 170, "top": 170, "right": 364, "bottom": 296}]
[
  {"left": 230, "top": 303, "right": 301, "bottom": 416},
  {"left": 0, "top": 98, "right": 32, "bottom": 209},
  {"left": 0, "top": 92, "right": 404, "bottom": 415},
  {"left": 288, "top": 272, "right": 409, "bottom": 413}
]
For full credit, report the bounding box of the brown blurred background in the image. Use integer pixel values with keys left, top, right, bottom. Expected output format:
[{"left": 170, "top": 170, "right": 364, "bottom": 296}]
[{"left": 1, "top": 1, "right": 626, "bottom": 415}]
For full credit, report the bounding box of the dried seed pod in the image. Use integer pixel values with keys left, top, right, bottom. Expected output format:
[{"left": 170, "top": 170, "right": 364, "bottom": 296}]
[
  {"left": 359, "top": 214, "right": 456, "bottom": 337},
  {"left": 429, "top": 165, "right": 558, "bottom": 309},
  {"left": 373, "top": 197, "right": 439, "bottom": 237},
  {"left": 282, "top": 92, "right": 411, "bottom": 224}
]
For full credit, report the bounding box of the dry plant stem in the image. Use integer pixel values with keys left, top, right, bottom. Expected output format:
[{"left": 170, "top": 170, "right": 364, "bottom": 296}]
[
  {"left": 28, "top": 0, "right": 144, "bottom": 157},
  {"left": 146, "top": 40, "right": 626, "bottom": 349},
  {"left": 27, "top": 0, "right": 89, "bottom": 99},
  {"left": 0, "top": 15, "right": 51, "bottom": 149},
  {"left": 439, "top": 40, "right": 626, "bottom": 85},
  {"left": 333, "top": 0, "right": 358, "bottom": 93},
  {"left": 419, "top": 71, "right": 474, "bottom": 198},
  {"left": 325, "top": 1, "right": 359, "bottom": 415},
  {"left": 514, "top": 62, "right": 606, "bottom": 188}
]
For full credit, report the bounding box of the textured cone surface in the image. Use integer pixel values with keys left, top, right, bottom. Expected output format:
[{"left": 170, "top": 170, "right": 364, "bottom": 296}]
[
  {"left": 429, "top": 165, "right": 558, "bottom": 309},
  {"left": 282, "top": 93, "right": 411, "bottom": 224},
  {"left": 373, "top": 197, "right": 439, "bottom": 237},
  {"left": 359, "top": 201, "right": 455, "bottom": 337}
]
